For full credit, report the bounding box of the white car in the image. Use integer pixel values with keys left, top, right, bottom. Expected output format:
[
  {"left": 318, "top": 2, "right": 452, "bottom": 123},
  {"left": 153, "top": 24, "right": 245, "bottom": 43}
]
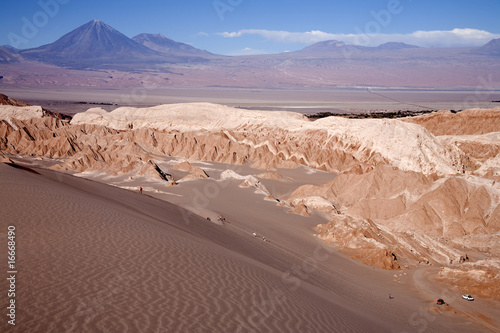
[{"left": 462, "top": 294, "right": 474, "bottom": 301}]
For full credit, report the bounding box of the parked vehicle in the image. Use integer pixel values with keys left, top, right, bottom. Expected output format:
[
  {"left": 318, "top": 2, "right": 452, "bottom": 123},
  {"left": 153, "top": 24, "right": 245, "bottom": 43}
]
[{"left": 462, "top": 294, "right": 474, "bottom": 301}]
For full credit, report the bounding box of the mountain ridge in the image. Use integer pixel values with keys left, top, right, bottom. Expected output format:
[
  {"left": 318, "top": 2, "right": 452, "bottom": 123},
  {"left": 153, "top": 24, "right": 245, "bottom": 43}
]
[
  {"left": 132, "top": 33, "right": 214, "bottom": 57},
  {"left": 1, "top": 20, "right": 500, "bottom": 88},
  {"left": 0, "top": 46, "right": 20, "bottom": 63},
  {"left": 472, "top": 38, "right": 500, "bottom": 56},
  {"left": 11, "top": 20, "right": 500, "bottom": 60},
  {"left": 376, "top": 42, "right": 420, "bottom": 50}
]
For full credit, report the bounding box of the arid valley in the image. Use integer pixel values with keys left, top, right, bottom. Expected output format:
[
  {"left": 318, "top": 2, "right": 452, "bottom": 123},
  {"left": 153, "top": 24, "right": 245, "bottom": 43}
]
[{"left": 2, "top": 3, "right": 500, "bottom": 332}]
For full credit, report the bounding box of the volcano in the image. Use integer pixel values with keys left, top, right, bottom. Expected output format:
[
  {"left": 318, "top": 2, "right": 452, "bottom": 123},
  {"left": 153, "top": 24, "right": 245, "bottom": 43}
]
[{"left": 19, "top": 20, "right": 164, "bottom": 68}]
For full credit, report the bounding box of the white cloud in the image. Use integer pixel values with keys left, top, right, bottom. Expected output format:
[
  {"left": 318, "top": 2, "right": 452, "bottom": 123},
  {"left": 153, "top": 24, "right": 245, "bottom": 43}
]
[
  {"left": 226, "top": 47, "right": 269, "bottom": 56},
  {"left": 219, "top": 31, "right": 244, "bottom": 38},
  {"left": 217, "top": 29, "right": 333, "bottom": 44},
  {"left": 216, "top": 28, "right": 500, "bottom": 47}
]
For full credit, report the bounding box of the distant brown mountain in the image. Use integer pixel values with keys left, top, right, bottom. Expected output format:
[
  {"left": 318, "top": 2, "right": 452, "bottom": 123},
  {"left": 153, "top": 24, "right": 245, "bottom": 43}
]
[
  {"left": 293, "top": 40, "right": 420, "bottom": 56},
  {"left": 132, "top": 33, "right": 214, "bottom": 58},
  {"left": 0, "top": 46, "right": 21, "bottom": 63},
  {"left": 375, "top": 42, "right": 420, "bottom": 50},
  {"left": 473, "top": 38, "right": 500, "bottom": 56},
  {"left": 296, "top": 40, "right": 367, "bottom": 55},
  {"left": 0, "top": 93, "right": 30, "bottom": 106}
]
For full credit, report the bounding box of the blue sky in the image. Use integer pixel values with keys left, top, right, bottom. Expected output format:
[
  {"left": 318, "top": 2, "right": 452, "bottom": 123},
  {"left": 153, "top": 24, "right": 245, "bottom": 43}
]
[{"left": 1, "top": 0, "right": 499, "bottom": 55}]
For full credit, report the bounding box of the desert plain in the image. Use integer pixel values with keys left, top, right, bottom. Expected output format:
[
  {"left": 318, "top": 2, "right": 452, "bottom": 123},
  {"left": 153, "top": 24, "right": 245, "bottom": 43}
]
[{"left": 1, "top": 88, "right": 500, "bottom": 332}]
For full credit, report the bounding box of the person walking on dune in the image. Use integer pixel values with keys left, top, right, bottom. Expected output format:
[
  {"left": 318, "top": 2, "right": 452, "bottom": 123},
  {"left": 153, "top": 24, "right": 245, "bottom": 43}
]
[{"left": 139, "top": 186, "right": 143, "bottom": 194}]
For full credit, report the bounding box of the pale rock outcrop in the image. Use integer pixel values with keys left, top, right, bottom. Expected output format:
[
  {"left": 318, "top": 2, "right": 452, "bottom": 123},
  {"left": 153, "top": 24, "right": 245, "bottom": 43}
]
[
  {"left": 70, "top": 103, "right": 469, "bottom": 175},
  {"left": 315, "top": 214, "right": 400, "bottom": 270},
  {"left": 219, "top": 170, "right": 273, "bottom": 198},
  {"left": 173, "top": 161, "right": 209, "bottom": 181},
  {"left": 0, "top": 105, "right": 46, "bottom": 126},
  {"left": 288, "top": 203, "right": 310, "bottom": 217},
  {"left": 256, "top": 172, "right": 292, "bottom": 182},
  {"left": 288, "top": 164, "right": 499, "bottom": 271}
]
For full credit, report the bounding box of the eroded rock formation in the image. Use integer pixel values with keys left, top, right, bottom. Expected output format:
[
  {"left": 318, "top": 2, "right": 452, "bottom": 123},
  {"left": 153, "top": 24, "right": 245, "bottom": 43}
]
[{"left": 1, "top": 102, "right": 499, "bottom": 296}]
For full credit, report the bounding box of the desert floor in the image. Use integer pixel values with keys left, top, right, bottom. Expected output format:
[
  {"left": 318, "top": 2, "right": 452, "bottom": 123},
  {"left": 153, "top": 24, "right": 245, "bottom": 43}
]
[
  {"left": 1, "top": 158, "right": 499, "bottom": 332},
  {"left": 2, "top": 86, "right": 500, "bottom": 115}
]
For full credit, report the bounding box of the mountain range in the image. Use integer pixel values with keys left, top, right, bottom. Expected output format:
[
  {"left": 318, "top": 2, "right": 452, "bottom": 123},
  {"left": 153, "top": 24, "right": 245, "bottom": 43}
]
[
  {"left": 132, "top": 33, "right": 214, "bottom": 58},
  {"left": 8, "top": 20, "right": 216, "bottom": 69},
  {"left": 1, "top": 19, "right": 499, "bottom": 88}
]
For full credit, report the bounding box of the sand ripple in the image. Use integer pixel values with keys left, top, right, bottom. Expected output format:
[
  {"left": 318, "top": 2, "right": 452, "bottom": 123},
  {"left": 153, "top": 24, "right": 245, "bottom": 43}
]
[{"left": 0, "top": 164, "right": 388, "bottom": 332}]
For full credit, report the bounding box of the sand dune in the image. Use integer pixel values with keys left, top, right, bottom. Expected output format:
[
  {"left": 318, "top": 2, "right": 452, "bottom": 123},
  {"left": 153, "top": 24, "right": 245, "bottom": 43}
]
[
  {"left": 0, "top": 163, "right": 428, "bottom": 332},
  {"left": 1, "top": 101, "right": 500, "bottom": 331},
  {"left": 3, "top": 162, "right": 498, "bottom": 332}
]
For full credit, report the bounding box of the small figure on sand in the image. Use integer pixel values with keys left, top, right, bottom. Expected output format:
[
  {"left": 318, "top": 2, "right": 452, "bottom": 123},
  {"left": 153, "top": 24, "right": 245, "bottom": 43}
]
[
  {"left": 389, "top": 294, "right": 393, "bottom": 299},
  {"left": 253, "top": 232, "right": 257, "bottom": 237},
  {"left": 262, "top": 237, "right": 267, "bottom": 242},
  {"left": 139, "top": 186, "right": 143, "bottom": 194}
]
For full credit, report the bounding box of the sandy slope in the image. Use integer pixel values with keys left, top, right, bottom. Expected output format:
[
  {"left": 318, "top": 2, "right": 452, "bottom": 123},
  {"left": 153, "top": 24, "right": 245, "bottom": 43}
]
[
  {"left": 1, "top": 163, "right": 494, "bottom": 333},
  {"left": 0, "top": 163, "right": 379, "bottom": 332}
]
